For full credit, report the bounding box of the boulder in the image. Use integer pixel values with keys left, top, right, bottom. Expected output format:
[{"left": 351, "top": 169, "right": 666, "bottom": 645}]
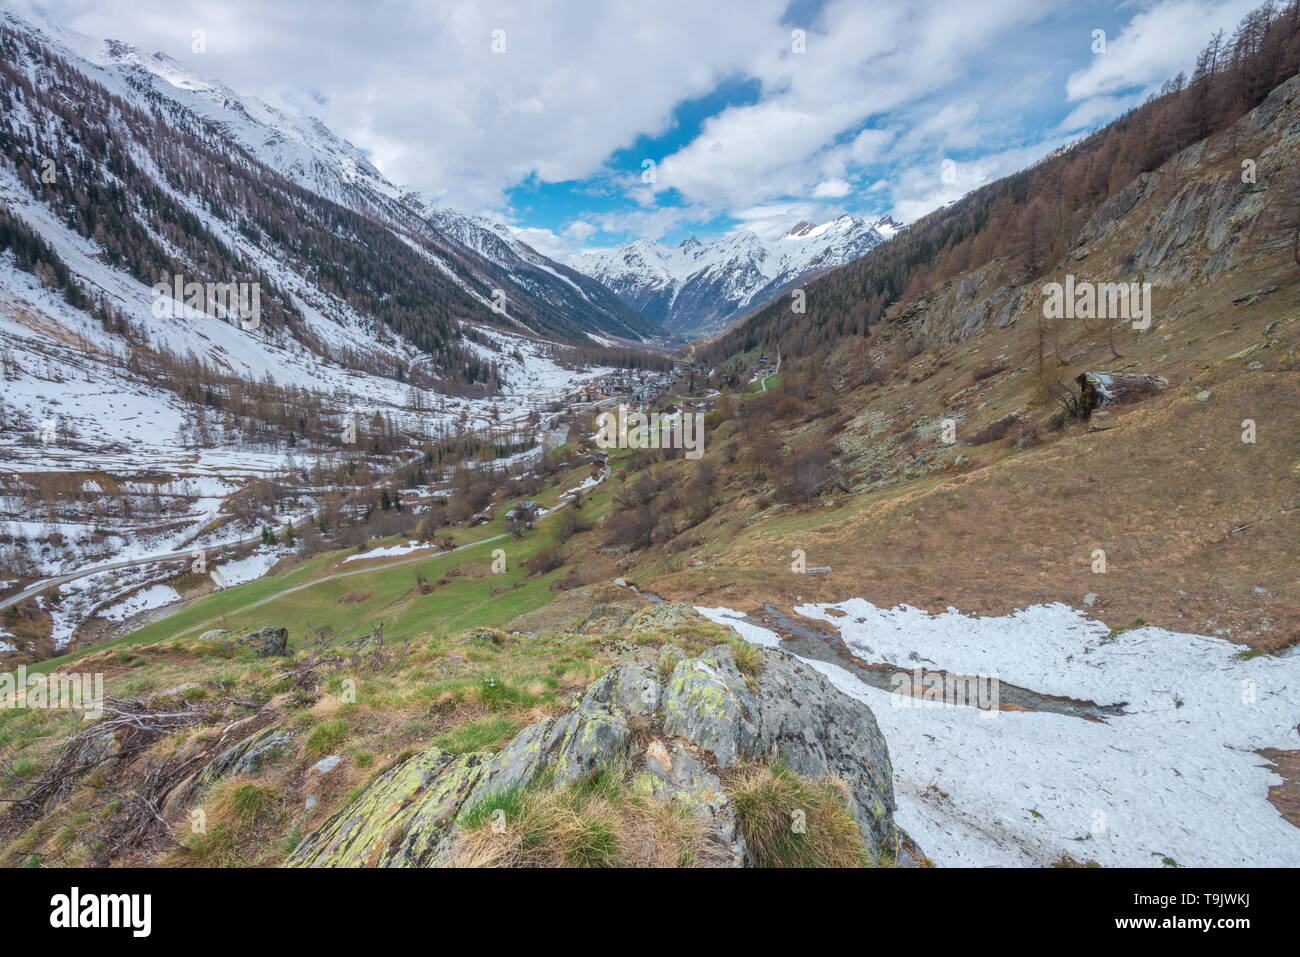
[
  {"left": 165, "top": 720, "right": 288, "bottom": 811},
  {"left": 240, "top": 626, "right": 289, "bottom": 657},
  {"left": 287, "top": 644, "right": 897, "bottom": 867}
]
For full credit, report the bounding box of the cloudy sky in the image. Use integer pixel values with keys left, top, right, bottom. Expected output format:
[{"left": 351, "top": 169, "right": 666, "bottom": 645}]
[{"left": 14, "top": 0, "right": 1262, "bottom": 259}]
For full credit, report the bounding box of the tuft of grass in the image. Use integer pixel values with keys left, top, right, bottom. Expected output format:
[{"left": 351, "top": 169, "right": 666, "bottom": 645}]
[
  {"left": 549, "top": 799, "right": 621, "bottom": 867},
  {"left": 730, "top": 639, "right": 765, "bottom": 677},
  {"left": 221, "top": 781, "right": 280, "bottom": 824},
  {"left": 729, "top": 760, "right": 872, "bottom": 868},
  {"left": 1103, "top": 618, "right": 1147, "bottom": 643},
  {"left": 181, "top": 823, "right": 242, "bottom": 866},
  {"left": 434, "top": 716, "right": 518, "bottom": 754},
  {"left": 304, "top": 718, "right": 348, "bottom": 757},
  {"left": 473, "top": 678, "right": 545, "bottom": 712},
  {"left": 178, "top": 778, "right": 281, "bottom": 866},
  {"left": 452, "top": 765, "right": 724, "bottom": 868}
]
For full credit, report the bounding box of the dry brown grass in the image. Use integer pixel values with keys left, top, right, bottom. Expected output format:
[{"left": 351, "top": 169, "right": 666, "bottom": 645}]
[
  {"left": 450, "top": 773, "right": 732, "bottom": 868},
  {"left": 647, "top": 263, "right": 1300, "bottom": 649}
]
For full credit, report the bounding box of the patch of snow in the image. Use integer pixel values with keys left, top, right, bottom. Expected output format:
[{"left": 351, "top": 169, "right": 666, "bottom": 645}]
[
  {"left": 702, "top": 598, "right": 1300, "bottom": 868},
  {"left": 341, "top": 540, "right": 427, "bottom": 563}
]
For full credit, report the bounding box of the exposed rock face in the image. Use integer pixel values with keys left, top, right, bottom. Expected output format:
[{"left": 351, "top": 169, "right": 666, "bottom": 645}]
[
  {"left": 874, "top": 75, "right": 1300, "bottom": 357},
  {"left": 287, "top": 644, "right": 897, "bottom": 867},
  {"left": 164, "top": 717, "right": 289, "bottom": 812}
]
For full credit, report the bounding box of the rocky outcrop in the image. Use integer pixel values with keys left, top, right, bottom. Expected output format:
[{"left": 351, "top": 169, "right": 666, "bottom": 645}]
[
  {"left": 164, "top": 716, "right": 289, "bottom": 812},
  {"left": 876, "top": 75, "right": 1300, "bottom": 358},
  {"left": 287, "top": 643, "right": 897, "bottom": 867},
  {"left": 243, "top": 626, "right": 290, "bottom": 657}
]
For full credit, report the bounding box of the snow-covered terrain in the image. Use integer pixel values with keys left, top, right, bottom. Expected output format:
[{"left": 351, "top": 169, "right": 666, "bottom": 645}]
[
  {"left": 571, "top": 214, "right": 902, "bottom": 335},
  {"left": 700, "top": 600, "right": 1300, "bottom": 868},
  {"left": 341, "top": 540, "right": 428, "bottom": 563},
  {"left": 0, "top": 2, "right": 650, "bottom": 654}
]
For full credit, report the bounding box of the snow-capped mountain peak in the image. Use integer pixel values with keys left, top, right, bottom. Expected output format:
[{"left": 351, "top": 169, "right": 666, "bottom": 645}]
[{"left": 570, "top": 213, "right": 902, "bottom": 335}]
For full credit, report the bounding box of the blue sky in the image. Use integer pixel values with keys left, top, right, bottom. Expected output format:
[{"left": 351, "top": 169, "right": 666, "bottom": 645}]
[{"left": 19, "top": 0, "right": 1264, "bottom": 259}]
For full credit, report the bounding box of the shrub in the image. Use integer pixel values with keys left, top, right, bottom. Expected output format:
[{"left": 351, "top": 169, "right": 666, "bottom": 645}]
[
  {"left": 524, "top": 545, "right": 565, "bottom": 576},
  {"left": 777, "top": 443, "right": 832, "bottom": 504},
  {"left": 555, "top": 509, "right": 591, "bottom": 543},
  {"left": 602, "top": 507, "right": 655, "bottom": 549}
]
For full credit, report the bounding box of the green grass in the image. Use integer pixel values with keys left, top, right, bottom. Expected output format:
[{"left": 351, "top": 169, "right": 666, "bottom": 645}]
[
  {"left": 449, "top": 762, "right": 713, "bottom": 867},
  {"left": 227, "top": 782, "right": 279, "bottom": 822},
  {"left": 305, "top": 718, "right": 348, "bottom": 756},
  {"left": 729, "top": 760, "right": 874, "bottom": 868},
  {"left": 434, "top": 716, "right": 519, "bottom": 754},
  {"left": 730, "top": 639, "right": 765, "bottom": 677},
  {"left": 24, "top": 478, "right": 610, "bottom": 676}
]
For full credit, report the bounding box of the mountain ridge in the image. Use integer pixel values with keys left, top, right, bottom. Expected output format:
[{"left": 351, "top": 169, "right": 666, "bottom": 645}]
[
  {"left": 571, "top": 213, "right": 902, "bottom": 336},
  {"left": 2, "top": 4, "right": 660, "bottom": 347}
]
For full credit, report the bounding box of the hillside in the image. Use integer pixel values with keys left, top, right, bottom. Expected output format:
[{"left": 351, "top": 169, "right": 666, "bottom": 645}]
[{"left": 1, "top": 6, "right": 660, "bottom": 349}]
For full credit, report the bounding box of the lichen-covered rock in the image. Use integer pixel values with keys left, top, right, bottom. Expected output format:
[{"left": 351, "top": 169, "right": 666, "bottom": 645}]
[
  {"left": 166, "top": 718, "right": 287, "bottom": 811},
  {"left": 662, "top": 644, "right": 896, "bottom": 850},
  {"left": 460, "top": 628, "right": 506, "bottom": 646},
  {"left": 286, "top": 642, "right": 897, "bottom": 866},
  {"left": 746, "top": 648, "right": 896, "bottom": 849},
  {"left": 662, "top": 652, "right": 756, "bottom": 767},
  {"left": 288, "top": 749, "right": 485, "bottom": 867},
  {"left": 635, "top": 739, "right": 745, "bottom": 866}
]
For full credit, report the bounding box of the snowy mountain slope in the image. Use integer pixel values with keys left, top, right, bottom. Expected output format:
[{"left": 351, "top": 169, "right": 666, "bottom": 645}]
[
  {"left": 85, "top": 31, "right": 659, "bottom": 344},
  {"left": 571, "top": 214, "right": 903, "bottom": 335},
  {"left": 0, "top": 4, "right": 625, "bottom": 458},
  {"left": 1, "top": 3, "right": 658, "bottom": 345}
]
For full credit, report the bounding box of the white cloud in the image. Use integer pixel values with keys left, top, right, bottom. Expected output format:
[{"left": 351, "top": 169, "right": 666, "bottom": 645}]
[
  {"left": 1058, "top": 92, "right": 1141, "bottom": 133},
  {"left": 812, "top": 178, "right": 852, "bottom": 198},
  {"left": 584, "top": 205, "right": 713, "bottom": 243},
  {"left": 1065, "top": 0, "right": 1260, "bottom": 101},
  {"left": 27, "top": 0, "right": 788, "bottom": 213},
  {"left": 649, "top": 0, "right": 1048, "bottom": 212},
  {"left": 887, "top": 135, "right": 1073, "bottom": 223},
  {"left": 850, "top": 128, "right": 895, "bottom": 164},
  {"left": 16, "top": 0, "right": 1264, "bottom": 246},
  {"left": 564, "top": 220, "right": 598, "bottom": 241},
  {"left": 508, "top": 225, "right": 571, "bottom": 260},
  {"left": 731, "top": 201, "right": 831, "bottom": 239}
]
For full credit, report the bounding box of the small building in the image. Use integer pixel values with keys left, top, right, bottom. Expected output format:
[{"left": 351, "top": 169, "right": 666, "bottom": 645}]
[
  {"left": 505, "top": 499, "right": 541, "bottom": 531},
  {"left": 1076, "top": 372, "right": 1167, "bottom": 417}
]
